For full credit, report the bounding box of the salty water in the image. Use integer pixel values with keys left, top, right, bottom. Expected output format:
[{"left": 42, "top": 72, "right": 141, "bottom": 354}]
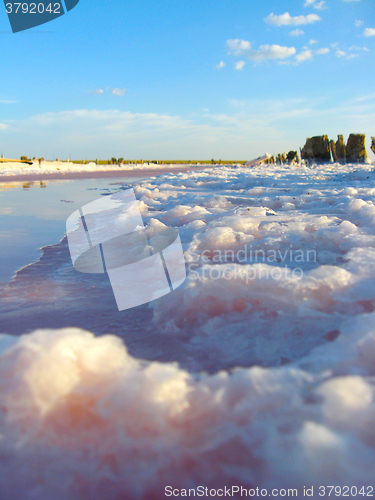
[
  {"left": 0, "top": 177, "right": 145, "bottom": 283},
  {"left": 0, "top": 175, "right": 169, "bottom": 367}
]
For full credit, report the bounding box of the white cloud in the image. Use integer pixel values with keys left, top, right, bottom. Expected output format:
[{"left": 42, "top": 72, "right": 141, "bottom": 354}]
[
  {"left": 289, "top": 29, "right": 305, "bottom": 36},
  {"left": 0, "top": 123, "right": 7, "bottom": 130},
  {"left": 334, "top": 46, "right": 365, "bottom": 59},
  {"left": 216, "top": 61, "right": 226, "bottom": 69},
  {"left": 295, "top": 50, "right": 314, "bottom": 63},
  {"left": 349, "top": 45, "right": 369, "bottom": 51},
  {"left": 355, "top": 20, "right": 364, "bottom": 27},
  {"left": 2, "top": 95, "right": 375, "bottom": 160},
  {"left": 235, "top": 61, "right": 246, "bottom": 70},
  {"left": 309, "top": 39, "right": 318, "bottom": 45},
  {"left": 226, "top": 39, "right": 251, "bottom": 55},
  {"left": 353, "top": 92, "right": 375, "bottom": 102},
  {"left": 316, "top": 48, "right": 330, "bottom": 54},
  {"left": 246, "top": 44, "right": 296, "bottom": 62},
  {"left": 0, "top": 107, "right": 292, "bottom": 159},
  {"left": 265, "top": 12, "right": 321, "bottom": 26},
  {"left": 91, "top": 89, "right": 104, "bottom": 95},
  {"left": 304, "top": 0, "right": 326, "bottom": 10},
  {"left": 226, "top": 39, "right": 296, "bottom": 65},
  {"left": 0, "top": 99, "right": 17, "bottom": 104},
  {"left": 364, "top": 28, "right": 375, "bottom": 37},
  {"left": 112, "top": 88, "right": 126, "bottom": 96}
]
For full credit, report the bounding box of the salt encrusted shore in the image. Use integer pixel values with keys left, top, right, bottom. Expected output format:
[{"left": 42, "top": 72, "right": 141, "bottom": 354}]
[
  {"left": 1, "top": 161, "right": 375, "bottom": 499},
  {"left": 0, "top": 160, "right": 217, "bottom": 182}
]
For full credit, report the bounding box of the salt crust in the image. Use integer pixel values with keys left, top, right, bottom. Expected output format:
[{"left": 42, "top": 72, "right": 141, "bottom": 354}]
[{"left": 1, "top": 162, "right": 375, "bottom": 498}]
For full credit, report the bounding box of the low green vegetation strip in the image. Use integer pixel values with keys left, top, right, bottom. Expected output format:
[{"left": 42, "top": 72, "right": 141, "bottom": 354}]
[{"left": 71, "top": 159, "right": 248, "bottom": 165}]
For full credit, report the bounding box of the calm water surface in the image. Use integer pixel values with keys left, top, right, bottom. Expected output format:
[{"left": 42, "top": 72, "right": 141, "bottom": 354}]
[{"left": 0, "top": 177, "right": 145, "bottom": 283}]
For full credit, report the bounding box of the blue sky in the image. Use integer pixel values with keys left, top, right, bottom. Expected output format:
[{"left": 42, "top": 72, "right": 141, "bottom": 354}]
[{"left": 0, "top": 0, "right": 374, "bottom": 160}]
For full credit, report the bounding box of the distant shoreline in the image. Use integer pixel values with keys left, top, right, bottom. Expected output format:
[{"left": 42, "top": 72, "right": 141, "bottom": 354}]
[{"left": 0, "top": 165, "right": 216, "bottom": 183}]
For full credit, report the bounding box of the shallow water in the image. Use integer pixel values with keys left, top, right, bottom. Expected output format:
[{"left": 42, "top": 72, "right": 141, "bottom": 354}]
[{"left": 0, "top": 177, "right": 145, "bottom": 283}]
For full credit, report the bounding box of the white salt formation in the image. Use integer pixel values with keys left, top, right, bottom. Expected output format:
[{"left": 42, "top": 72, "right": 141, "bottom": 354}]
[
  {"left": 1, "top": 161, "right": 375, "bottom": 498},
  {"left": 0, "top": 159, "right": 212, "bottom": 176}
]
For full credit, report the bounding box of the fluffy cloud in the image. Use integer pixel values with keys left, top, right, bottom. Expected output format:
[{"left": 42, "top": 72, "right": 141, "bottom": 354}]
[
  {"left": 91, "top": 88, "right": 127, "bottom": 96},
  {"left": 226, "top": 42, "right": 297, "bottom": 63},
  {"left": 226, "top": 39, "right": 296, "bottom": 63},
  {"left": 304, "top": 0, "right": 326, "bottom": 9},
  {"left": 0, "top": 123, "right": 7, "bottom": 130},
  {"left": 363, "top": 28, "right": 375, "bottom": 37},
  {"left": 289, "top": 29, "right": 305, "bottom": 36},
  {"left": 216, "top": 61, "right": 226, "bottom": 69},
  {"left": 293, "top": 47, "right": 329, "bottom": 64},
  {"left": 355, "top": 20, "right": 364, "bottom": 27},
  {"left": 112, "top": 88, "right": 126, "bottom": 96},
  {"left": 295, "top": 49, "right": 314, "bottom": 63},
  {"left": 244, "top": 44, "right": 296, "bottom": 62},
  {"left": 235, "top": 61, "right": 246, "bottom": 70},
  {"left": 334, "top": 46, "right": 365, "bottom": 59},
  {"left": 349, "top": 45, "right": 369, "bottom": 52},
  {"left": 265, "top": 12, "right": 321, "bottom": 26},
  {"left": 226, "top": 39, "right": 251, "bottom": 55}
]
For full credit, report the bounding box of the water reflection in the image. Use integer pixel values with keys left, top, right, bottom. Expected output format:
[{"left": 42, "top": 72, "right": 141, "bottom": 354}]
[{"left": 0, "top": 177, "right": 145, "bottom": 283}]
